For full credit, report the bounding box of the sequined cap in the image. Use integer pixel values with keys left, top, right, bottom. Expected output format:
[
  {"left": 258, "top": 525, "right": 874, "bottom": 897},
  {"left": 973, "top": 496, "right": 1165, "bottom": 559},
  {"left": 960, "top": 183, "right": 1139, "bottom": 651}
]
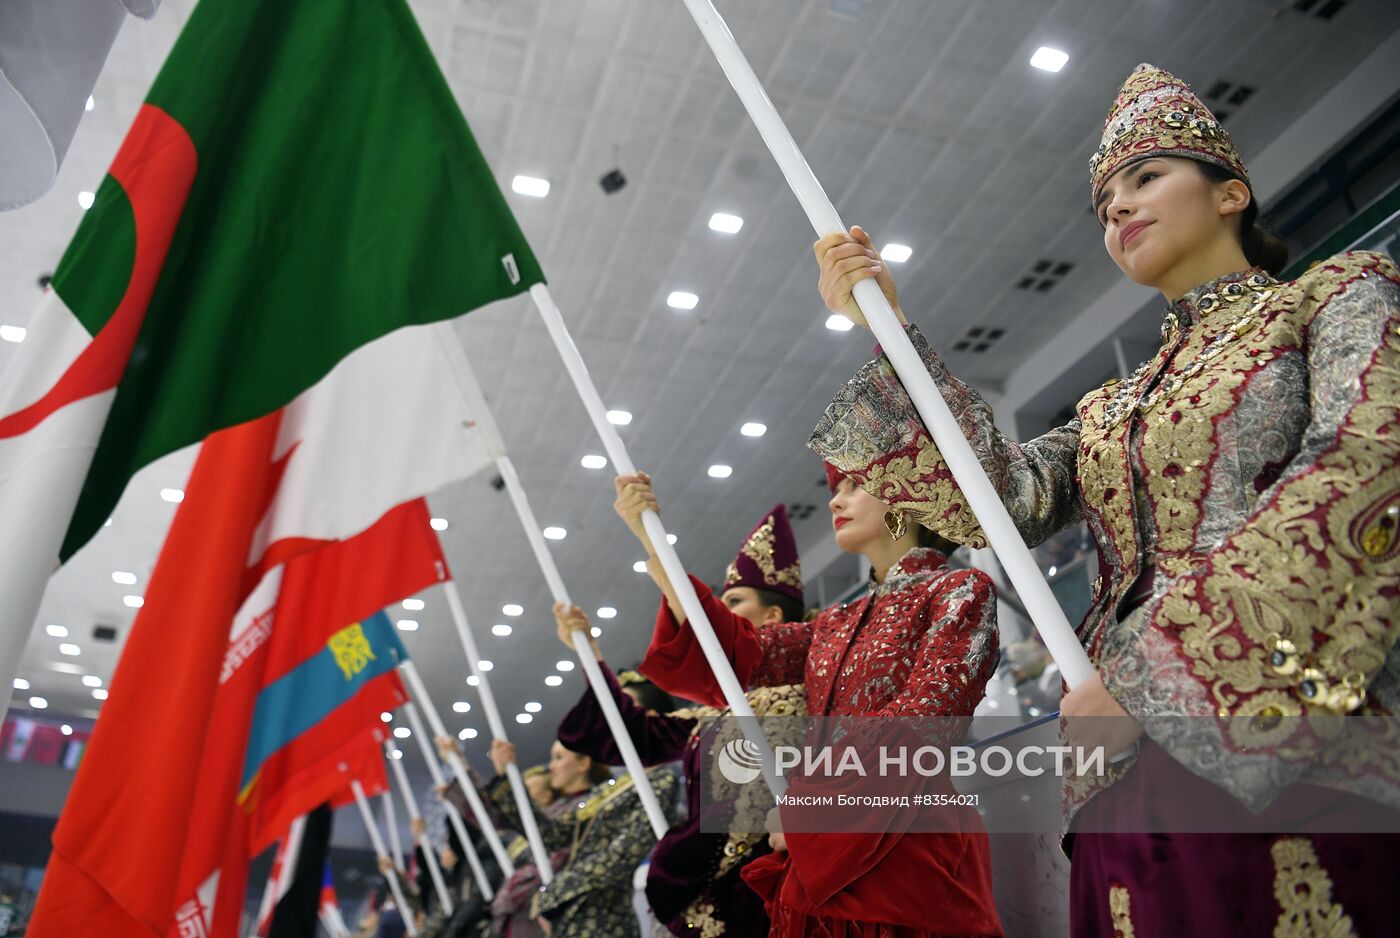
[
  {"left": 1089, "top": 64, "right": 1248, "bottom": 209},
  {"left": 722, "top": 504, "right": 803, "bottom": 603}
]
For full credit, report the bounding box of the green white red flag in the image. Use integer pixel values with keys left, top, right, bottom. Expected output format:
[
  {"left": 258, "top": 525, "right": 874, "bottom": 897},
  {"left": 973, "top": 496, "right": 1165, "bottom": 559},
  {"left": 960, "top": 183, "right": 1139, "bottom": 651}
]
[{"left": 0, "top": 0, "right": 544, "bottom": 704}]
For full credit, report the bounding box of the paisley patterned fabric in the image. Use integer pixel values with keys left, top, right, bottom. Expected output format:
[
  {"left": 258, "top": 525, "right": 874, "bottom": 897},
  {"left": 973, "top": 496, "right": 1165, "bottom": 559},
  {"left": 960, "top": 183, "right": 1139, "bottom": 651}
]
[
  {"left": 486, "top": 766, "right": 678, "bottom": 937},
  {"left": 809, "top": 251, "right": 1400, "bottom": 824}
]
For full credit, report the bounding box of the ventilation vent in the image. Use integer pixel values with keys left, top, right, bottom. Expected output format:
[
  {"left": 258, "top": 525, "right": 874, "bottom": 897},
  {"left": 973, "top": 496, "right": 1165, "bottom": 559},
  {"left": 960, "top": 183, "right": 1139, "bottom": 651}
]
[
  {"left": 788, "top": 502, "right": 819, "bottom": 521},
  {"left": 1292, "top": 0, "right": 1348, "bottom": 20},
  {"left": 950, "top": 325, "right": 1008, "bottom": 354},
  {"left": 1201, "top": 79, "right": 1256, "bottom": 124},
  {"left": 1014, "top": 258, "right": 1075, "bottom": 294},
  {"left": 92, "top": 624, "right": 118, "bottom": 642}
]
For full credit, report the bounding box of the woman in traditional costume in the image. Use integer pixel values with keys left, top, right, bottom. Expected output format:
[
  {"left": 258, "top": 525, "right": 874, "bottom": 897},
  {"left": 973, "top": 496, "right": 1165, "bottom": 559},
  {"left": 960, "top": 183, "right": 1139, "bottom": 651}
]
[
  {"left": 479, "top": 733, "right": 677, "bottom": 937},
  {"left": 810, "top": 63, "right": 1400, "bottom": 937},
  {"left": 614, "top": 471, "right": 1003, "bottom": 937},
  {"left": 551, "top": 504, "right": 810, "bottom": 938}
]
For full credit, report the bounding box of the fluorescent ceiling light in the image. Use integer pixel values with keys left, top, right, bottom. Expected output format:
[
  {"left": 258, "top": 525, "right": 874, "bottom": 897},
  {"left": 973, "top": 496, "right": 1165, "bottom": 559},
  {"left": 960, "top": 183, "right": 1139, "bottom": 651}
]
[
  {"left": 881, "top": 243, "right": 912, "bottom": 263},
  {"left": 666, "top": 291, "right": 699, "bottom": 310},
  {"left": 740, "top": 422, "right": 766, "bottom": 437},
  {"left": 606, "top": 409, "right": 632, "bottom": 426},
  {"left": 511, "top": 175, "right": 550, "bottom": 197},
  {"left": 1030, "top": 46, "right": 1069, "bottom": 72},
  {"left": 708, "top": 212, "right": 744, "bottom": 233},
  {"left": 825, "top": 314, "right": 854, "bottom": 332},
  {"left": 580, "top": 454, "right": 607, "bottom": 469}
]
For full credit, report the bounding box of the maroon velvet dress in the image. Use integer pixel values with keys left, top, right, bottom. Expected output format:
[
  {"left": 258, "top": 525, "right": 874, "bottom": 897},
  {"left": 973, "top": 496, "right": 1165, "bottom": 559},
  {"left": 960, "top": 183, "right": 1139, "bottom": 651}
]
[
  {"left": 557, "top": 665, "right": 779, "bottom": 938},
  {"left": 641, "top": 549, "right": 1004, "bottom": 938}
]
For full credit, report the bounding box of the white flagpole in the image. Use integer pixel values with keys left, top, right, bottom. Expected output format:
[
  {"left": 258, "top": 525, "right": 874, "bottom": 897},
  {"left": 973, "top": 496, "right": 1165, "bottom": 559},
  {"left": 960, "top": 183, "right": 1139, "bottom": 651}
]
[
  {"left": 398, "top": 662, "right": 515, "bottom": 876},
  {"left": 677, "top": 0, "right": 1093, "bottom": 687},
  {"left": 439, "top": 582, "right": 560, "bottom": 880},
  {"left": 253, "top": 814, "right": 306, "bottom": 936},
  {"left": 381, "top": 792, "right": 405, "bottom": 874},
  {"left": 392, "top": 709, "right": 494, "bottom": 901},
  {"left": 351, "top": 779, "right": 418, "bottom": 938},
  {"left": 431, "top": 328, "right": 669, "bottom": 838},
  {"left": 383, "top": 745, "right": 455, "bottom": 915},
  {"left": 529, "top": 285, "right": 785, "bottom": 797}
]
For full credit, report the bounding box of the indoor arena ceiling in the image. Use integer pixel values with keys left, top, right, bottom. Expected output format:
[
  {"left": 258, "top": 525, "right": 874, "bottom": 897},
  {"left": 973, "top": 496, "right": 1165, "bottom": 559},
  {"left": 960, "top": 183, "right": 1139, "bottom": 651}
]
[{"left": 4, "top": 0, "right": 1398, "bottom": 771}]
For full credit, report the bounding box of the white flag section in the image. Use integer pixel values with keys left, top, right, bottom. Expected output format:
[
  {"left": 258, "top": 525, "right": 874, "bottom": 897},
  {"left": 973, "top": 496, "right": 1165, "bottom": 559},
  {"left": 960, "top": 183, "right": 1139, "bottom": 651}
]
[
  {"left": 0, "top": 290, "right": 115, "bottom": 706},
  {"left": 252, "top": 321, "right": 493, "bottom": 556}
]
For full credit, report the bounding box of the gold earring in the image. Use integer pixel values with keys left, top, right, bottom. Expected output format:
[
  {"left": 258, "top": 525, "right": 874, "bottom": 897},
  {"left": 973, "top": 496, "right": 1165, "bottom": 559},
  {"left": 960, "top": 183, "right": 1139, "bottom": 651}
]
[{"left": 884, "top": 510, "right": 908, "bottom": 540}]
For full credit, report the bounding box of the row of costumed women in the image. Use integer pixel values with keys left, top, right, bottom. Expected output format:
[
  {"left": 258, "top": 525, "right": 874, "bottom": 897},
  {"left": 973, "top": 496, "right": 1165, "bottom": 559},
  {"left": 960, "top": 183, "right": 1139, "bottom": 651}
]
[{"left": 373, "top": 62, "right": 1399, "bottom": 938}]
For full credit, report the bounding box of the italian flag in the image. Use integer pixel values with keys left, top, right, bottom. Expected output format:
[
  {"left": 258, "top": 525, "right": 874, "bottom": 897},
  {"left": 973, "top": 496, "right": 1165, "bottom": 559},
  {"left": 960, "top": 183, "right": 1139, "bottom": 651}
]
[{"left": 0, "top": 0, "right": 544, "bottom": 704}]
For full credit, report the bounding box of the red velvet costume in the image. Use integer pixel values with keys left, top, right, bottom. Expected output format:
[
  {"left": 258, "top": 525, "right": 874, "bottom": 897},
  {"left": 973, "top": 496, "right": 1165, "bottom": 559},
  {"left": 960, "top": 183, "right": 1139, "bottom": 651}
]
[{"left": 641, "top": 546, "right": 1003, "bottom": 937}]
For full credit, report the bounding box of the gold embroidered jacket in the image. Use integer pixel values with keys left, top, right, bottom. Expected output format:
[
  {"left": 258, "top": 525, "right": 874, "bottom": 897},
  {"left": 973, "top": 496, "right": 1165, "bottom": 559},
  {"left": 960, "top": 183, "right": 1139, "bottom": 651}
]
[
  {"left": 810, "top": 251, "right": 1400, "bottom": 819},
  {"left": 487, "top": 766, "right": 678, "bottom": 937}
]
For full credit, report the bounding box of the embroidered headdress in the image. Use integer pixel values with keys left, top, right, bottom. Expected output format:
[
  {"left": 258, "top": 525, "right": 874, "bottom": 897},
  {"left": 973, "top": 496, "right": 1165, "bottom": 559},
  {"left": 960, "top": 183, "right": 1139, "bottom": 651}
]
[
  {"left": 722, "top": 504, "right": 803, "bottom": 603},
  {"left": 1089, "top": 64, "right": 1249, "bottom": 209}
]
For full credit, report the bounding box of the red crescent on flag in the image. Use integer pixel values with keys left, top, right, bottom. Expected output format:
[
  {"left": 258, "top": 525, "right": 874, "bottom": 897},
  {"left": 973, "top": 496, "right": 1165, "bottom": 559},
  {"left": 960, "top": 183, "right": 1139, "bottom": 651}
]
[{"left": 0, "top": 104, "right": 197, "bottom": 439}]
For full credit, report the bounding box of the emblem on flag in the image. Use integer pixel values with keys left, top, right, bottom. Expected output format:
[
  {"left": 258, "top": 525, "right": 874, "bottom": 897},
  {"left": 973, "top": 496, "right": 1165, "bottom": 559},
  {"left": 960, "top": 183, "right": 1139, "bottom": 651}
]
[{"left": 328, "top": 623, "right": 377, "bottom": 681}]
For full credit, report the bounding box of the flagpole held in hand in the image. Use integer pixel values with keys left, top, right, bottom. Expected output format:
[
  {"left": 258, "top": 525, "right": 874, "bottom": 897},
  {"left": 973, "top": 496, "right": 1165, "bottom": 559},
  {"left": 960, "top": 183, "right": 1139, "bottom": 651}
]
[
  {"left": 351, "top": 779, "right": 418, "bottom": 938},
  {"left": 383, "top": 743, "right": 455, "bottom": 915},
  {"left": 381, "top": 792, "right": 405, "bottom": 875},
  {"left": 528, "top": 284, "right": 785, "bottom": 799},
  {"left": 676, "top": 0, "right": 1093, "bottom": 689},
  {"left": 393, "top": 702, "right": 493, "bottom": 899},
  {"left": 430, "top": 327, "right": 669, "bottom": 839},
  {"left": 396, "top": 681, "right": 505, "bottom": 893}
]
